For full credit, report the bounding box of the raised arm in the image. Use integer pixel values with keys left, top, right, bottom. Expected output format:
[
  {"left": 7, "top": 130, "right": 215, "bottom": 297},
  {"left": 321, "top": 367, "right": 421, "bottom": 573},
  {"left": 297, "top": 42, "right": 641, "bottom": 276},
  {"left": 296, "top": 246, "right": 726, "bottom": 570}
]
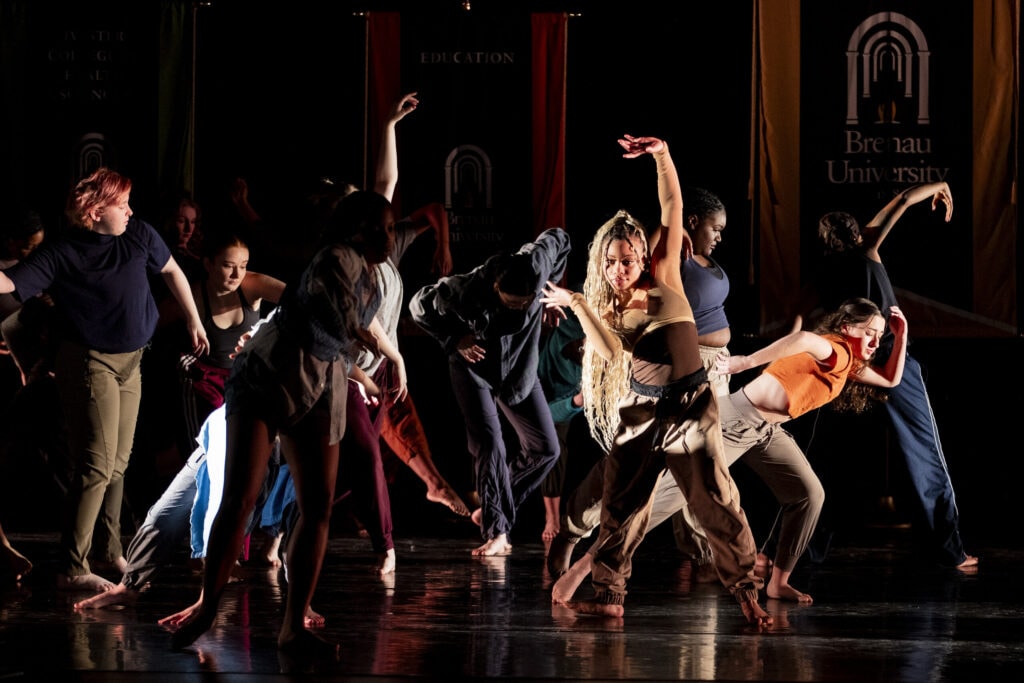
[
  {"left": 373, "top": 92, "right": 420, "bottom": 202},
  {"left": 618, "top": 135, "right": 691, "bottom": 285},
  {"left": 862, "top": 182, "right": 953, "bottom": 258},
  {"left": 852, "top": 306, "right": 908, "bottom": 388}
]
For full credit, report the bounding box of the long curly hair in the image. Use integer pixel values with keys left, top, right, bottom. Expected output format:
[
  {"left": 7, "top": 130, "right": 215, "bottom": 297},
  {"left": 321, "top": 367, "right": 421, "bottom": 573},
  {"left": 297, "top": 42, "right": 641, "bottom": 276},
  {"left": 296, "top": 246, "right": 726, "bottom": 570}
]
[
  {"left": 812, "top": 297, "right": 890, "bottom": 413},
  {"left": 580, "top": 209, "right": 651, "bottom": 451}
]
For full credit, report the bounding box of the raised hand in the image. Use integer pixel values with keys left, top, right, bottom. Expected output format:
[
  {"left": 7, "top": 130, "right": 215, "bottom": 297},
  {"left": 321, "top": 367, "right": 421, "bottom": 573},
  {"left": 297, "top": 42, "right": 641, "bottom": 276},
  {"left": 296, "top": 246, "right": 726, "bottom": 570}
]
[
  {"left": 617, "top": 134, "right": 665, "bottom": 158},
  {"left": 388, "top": 91, "right": 420, "bottom": 124},
  {"left": 931, "top": 183, "right": 953, "bottom": 222}
]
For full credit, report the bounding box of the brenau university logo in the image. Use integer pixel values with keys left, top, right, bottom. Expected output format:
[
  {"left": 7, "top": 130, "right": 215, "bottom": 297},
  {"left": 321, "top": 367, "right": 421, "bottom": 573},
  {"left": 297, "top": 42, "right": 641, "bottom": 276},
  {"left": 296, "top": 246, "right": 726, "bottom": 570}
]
[
  {"left": 845, "top": 11, "right": 930, "bottom": 125},
  {"left": 827, "top": 11, "right": 949, "bottom": 185}
]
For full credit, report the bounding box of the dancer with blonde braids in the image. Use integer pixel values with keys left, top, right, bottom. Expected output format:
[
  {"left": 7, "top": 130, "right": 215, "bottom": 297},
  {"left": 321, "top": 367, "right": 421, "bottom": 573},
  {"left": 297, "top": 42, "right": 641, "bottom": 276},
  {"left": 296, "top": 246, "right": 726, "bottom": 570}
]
[{"left": 540, "top": 134, "right": 770, "bottom": 625}]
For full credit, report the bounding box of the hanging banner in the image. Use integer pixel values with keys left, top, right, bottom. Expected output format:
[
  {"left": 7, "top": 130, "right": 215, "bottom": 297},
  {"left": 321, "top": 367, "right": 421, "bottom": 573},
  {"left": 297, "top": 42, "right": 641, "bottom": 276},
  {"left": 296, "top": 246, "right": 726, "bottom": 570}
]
[
  {"left": 801, "top": 2, "right": 973, "bottom": 311},
  {"left": 755, "top": 0, "right": 1017, "bottom": 336},
  {"left": 367, "top": 9, "right": 566, "bottom": 280}
]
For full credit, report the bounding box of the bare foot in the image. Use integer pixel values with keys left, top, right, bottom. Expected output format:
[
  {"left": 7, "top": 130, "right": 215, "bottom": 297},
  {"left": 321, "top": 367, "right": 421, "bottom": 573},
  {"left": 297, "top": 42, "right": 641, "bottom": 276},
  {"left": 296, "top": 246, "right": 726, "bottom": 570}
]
[
  {"left": 73, "top": 583, "right": 139, "bottom": 610},
  {"left": 57, "top": 572, "right": 115, "bottom": 592},
  {"left": 278, "top": 628, "right": 339, "bottom": 660},
  {"left": 767, "top": 579, "right": 813, "bottom": 604},
  {"left": 426, "top": 485, "right": 470, "bottom": 517},
  {"left": 245, "top": 532, "right": 283, "bottom": 568},
  {"left": 2, "top": 543, "right": 32, "bottom": 582},
  {"left": 470, "top": 508, "right": 483, "bottom": 528},
  {"left": 472, "top": 535, "right": 511, "bottom": 557},
  {"left": 546, "top": 534, "right": 576, "bottom": 578},
  {"left": 376, "top": 548, "right": 396, "bottom": 576},
  {"left": 740, "top": 598, "right": 774, "bottom": 628},
  {"left": 304, "top": 606, "right": 326, "bottom": 628},
  {"left": 552, "top": 553, "right": 592, "bottom": 605},
  {"left": 565, "top": 599, "right": 624, "bottom": 618},
  {"left": 956, "top": 555, "right": 979, "bottom": 572}
]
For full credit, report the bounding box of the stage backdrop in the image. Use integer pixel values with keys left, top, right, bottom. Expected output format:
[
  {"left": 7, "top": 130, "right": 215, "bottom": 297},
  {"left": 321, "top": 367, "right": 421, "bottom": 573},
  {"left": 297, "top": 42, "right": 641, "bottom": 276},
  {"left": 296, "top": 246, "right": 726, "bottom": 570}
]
[
  {"left": 753, "top": 0, "right": 1019, "bottom": 337},
  {"left": 0, "top": 0, "right": 194, "bottom": 228},
  {"left": 364, "top": 9, "right": 567, "bottom": 276}
]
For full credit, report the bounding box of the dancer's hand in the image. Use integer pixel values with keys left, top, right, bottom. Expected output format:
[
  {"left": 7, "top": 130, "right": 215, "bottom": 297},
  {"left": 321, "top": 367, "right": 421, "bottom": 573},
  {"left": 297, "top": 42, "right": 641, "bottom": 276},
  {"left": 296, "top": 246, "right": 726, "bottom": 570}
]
[{"left": 618, "top": 134, "right": 665, "bottom": 158}]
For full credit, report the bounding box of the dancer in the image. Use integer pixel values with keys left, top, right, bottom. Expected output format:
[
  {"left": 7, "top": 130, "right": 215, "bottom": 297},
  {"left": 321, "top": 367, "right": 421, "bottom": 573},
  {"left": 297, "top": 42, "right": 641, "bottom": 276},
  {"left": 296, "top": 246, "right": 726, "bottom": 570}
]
[
  {"left": 810, "top": 182, "right": 977, "bottom": 571},
  {"left": 410, "top": 227, "right": 570, "bottom": 556},
  {"left": 159, "top": 189, "right": 395, "bottom": 656},
  {"left": 0, "top": 167, "right": 209, "bottom": 593},
  {"left": 548, "top": 295, "right": 909, "bottom": 605},
  {"left": 539, "top": 134, "right": 769, "bottom": 624}
]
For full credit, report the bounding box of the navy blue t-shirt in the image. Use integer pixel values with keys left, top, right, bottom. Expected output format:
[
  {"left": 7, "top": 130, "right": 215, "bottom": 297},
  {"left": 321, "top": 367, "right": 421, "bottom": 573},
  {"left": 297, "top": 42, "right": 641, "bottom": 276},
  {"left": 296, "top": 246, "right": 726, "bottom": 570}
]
[{"left": 5, "top": 217, "right": 171, "bottom": 353}]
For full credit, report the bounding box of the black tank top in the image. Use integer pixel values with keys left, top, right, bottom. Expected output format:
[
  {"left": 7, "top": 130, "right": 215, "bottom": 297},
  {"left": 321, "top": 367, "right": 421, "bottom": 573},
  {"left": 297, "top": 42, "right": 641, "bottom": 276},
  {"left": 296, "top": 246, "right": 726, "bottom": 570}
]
[{"left": 199, "top": 283, "right": 261, "bottom": 368}]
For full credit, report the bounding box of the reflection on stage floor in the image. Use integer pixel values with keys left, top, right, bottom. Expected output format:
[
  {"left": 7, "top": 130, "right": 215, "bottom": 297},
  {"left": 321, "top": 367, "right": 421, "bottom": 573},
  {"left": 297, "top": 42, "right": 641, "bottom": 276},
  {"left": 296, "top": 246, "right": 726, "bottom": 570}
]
[{"left": 2, "top": 524, "right": 1022, "bottom": 683}]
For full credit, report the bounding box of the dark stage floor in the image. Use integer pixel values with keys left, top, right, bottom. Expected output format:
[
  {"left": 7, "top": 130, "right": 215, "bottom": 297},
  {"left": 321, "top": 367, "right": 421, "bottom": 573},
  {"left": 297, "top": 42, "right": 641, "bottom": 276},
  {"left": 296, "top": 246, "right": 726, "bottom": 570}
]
[{"left": 2, "top": 522, "right": 1022, "bottom": 683}]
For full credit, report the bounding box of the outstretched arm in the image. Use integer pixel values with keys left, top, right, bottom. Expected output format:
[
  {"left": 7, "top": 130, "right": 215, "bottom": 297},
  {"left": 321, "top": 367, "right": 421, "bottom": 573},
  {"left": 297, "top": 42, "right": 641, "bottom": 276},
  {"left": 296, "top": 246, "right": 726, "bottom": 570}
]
[
  {"left": 718, "top": 329, "right": 837, "bottom": 376},
  {"left": 540, "top": 281, "right": 622, "bottom": 361},
  {"left": 862, "top": 182, "right": 953, "bottom": 259},
  {"left": 374, "top": 92, "right": 420, "bottom": 202}
]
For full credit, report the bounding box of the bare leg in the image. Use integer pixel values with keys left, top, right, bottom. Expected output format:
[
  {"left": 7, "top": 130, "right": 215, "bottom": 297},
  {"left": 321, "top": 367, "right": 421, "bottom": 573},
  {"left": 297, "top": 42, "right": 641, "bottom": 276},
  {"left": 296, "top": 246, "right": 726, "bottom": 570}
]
[
  {"left": 542, "top": 496, "right": 560, "bottom": 542},
  {"left": 164, "top": 416, "right": 277, "bottom": 649},
  {"left": 552, "top": 552, "right": 592, "bottom": 604},
  {"left": 74, "top": 583, "right": 139, "bottom": 610},
  {"left": 276, "top": 429, "right": 339, "bottom": 654},
  {"left": 406, "top": 455, "right": 470, "bottom": 517},
  {"left": 262, "top": 532, "right": 283, "bottom": 568},
  {"left": 766, "top": 566, "right": 812, "bottom": 604},
  {"left": 471, "top": 508, "right": 482, "bottom": 528},
  {"left": 472, "top": 534, "right": 512, "bottom": 557},
  {"left": 546, "top": 533, "right": 577, "bottom": 578}
]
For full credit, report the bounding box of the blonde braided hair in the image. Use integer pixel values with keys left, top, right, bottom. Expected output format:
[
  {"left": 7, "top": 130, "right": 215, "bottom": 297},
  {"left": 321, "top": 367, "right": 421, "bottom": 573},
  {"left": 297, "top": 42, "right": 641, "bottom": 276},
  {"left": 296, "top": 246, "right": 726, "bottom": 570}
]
[{"left": 580, "top": 210, "right": 651, "bottom": 451}]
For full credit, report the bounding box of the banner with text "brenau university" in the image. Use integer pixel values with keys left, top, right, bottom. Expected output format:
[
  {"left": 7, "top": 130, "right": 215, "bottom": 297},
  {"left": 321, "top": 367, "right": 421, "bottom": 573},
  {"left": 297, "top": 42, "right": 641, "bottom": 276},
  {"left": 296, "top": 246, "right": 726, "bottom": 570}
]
[{"left": 754, "top": 0, "right": 1018, "bottom": 336}]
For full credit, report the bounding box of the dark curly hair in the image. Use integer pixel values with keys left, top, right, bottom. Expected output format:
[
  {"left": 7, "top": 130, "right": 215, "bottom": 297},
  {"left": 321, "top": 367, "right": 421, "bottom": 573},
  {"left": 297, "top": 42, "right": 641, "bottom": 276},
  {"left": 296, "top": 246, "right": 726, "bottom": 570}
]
[
  {"left": 813, "top": 297, "right": 890, "bottom": 413},
  {"left": 817, "top": 211, "right": 862, "bottom": 254}
]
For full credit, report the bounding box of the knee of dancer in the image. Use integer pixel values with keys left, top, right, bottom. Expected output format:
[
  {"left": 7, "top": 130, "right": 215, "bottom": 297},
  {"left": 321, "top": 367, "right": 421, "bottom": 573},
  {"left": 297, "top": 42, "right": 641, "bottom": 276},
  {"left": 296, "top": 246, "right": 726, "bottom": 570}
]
[{"left": 808, "top": 480, "right": 825, "bottom": 512}]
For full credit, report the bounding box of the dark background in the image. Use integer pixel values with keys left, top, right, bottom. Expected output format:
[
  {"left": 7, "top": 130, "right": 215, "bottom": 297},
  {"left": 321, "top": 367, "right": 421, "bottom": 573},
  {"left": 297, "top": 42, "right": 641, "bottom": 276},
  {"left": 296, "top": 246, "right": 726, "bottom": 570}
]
[{"left": 0, "top": 0, "right": 1019, "bottom": 552}]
